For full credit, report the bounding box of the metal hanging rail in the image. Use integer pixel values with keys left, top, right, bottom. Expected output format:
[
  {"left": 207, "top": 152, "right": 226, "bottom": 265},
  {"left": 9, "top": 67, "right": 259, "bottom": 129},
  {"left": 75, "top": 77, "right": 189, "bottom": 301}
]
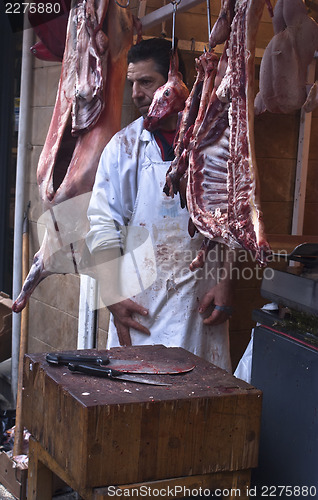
[
  {"left": 140, "top": 0, "right": 206, "bottom": 29},
  {"left": 139, "top": 0, "right": 265, "bottom": 58}
]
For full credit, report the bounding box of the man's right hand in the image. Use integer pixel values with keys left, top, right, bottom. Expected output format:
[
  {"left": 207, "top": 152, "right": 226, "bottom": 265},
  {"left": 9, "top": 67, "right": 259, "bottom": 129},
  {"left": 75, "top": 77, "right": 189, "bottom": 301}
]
[{"left": 108, "top": 299, "right": 150, "bottom": 346}]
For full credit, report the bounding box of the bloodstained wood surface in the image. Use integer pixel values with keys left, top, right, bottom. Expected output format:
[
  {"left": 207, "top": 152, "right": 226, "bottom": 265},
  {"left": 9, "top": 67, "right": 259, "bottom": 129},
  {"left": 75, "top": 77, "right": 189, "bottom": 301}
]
[{"left": 22, "top": 345, "right": 262, "bottom": 490}]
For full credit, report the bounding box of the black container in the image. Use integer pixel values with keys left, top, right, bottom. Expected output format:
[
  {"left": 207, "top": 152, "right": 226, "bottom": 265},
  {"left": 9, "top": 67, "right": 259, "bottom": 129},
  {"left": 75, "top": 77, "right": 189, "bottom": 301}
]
[{"left": 251, "top": 314, "right": 318, "bottom": 498}]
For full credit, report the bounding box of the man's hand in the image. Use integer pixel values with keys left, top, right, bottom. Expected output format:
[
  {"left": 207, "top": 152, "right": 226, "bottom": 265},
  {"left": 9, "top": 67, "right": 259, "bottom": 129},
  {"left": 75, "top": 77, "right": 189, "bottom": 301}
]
[
  {"left": 108, "top": 299, "right": 150, "bottom": 346},
  {"left": 198, "top": 244, "right": 236, "bottom": 326},
  {"left": 198, "top": 277, "right": 233, "bottom": 326}
]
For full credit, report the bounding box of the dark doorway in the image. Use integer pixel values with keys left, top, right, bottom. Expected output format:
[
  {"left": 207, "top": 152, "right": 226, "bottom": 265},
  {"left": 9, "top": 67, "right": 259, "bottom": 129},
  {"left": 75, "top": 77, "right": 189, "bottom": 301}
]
[{"left": 0, "top": 5, "right": 22, "bottom": 295}]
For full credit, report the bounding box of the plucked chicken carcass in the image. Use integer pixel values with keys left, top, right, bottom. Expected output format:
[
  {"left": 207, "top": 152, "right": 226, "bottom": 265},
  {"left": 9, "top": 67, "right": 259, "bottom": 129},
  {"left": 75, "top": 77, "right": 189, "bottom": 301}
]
[
  {"left": 12, "top": 0, "right": 133, "bottom": 312},
  {"left": 163, "top": 0, "right": 271, "bottom": 267},
  {"left": 255, "top": 0, "right": 318, "bottom": 115}
]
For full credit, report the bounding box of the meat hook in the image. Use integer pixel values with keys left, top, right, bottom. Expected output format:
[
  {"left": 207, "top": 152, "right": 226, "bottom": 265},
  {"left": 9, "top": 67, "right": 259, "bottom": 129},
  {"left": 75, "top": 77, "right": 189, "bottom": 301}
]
[
  {"left": 206, "top": 0, "right": 211, "bottom": 38},
  {"left": 114, "top": 0, "right": 130, "bottom": 8},
  {"left": 171, "top": 0, "right": 181, "bottom": 51}
]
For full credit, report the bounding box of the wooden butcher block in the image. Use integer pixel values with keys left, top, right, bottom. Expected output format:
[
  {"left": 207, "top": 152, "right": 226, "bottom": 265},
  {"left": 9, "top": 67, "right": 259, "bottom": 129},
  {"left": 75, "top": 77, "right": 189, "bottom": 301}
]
[{"left": 22, "top": 345, "right": 262, "bottom": 490}]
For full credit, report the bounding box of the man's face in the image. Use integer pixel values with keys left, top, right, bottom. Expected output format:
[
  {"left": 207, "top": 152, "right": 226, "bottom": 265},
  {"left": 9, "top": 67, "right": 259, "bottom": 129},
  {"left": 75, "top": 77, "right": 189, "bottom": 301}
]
[{"left": 127, "top": 59, "right": 166, "bottom": 117}]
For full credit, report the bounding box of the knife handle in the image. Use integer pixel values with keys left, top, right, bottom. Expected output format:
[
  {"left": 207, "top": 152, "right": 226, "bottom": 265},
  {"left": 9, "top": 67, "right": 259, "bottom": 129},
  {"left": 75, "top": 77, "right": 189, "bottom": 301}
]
[
  {"left": 46, "top": 353, "right": 110, "bottom": 366},
  {"left": 68, "top": 363, "right": 121, "bottom": 378}
]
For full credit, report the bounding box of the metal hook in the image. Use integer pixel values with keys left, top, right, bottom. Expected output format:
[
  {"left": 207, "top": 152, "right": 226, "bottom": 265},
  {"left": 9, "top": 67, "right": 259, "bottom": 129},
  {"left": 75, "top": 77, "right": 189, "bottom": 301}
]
[
  {"left": 206, "top": 0, "right": 211, "bottom": 37},
  {"left": 171, "top": 0, "right": 180, "bottom": 51},
  {"left": 114, "top": 0, "right": 130, "bottom": 8}
]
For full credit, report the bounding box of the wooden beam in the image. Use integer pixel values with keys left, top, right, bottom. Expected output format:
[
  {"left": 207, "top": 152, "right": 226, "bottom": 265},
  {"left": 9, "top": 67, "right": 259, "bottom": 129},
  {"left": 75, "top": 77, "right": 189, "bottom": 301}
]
[
  {"left": 138, "top": 0, "right": 147, "bottom": 18},
  {"left": 140, "top": 0, "right": 206, "bottom": 30},
  {"left": 291, "top": 59, "right": 316, "bottom": 236},
  {"left": 134, "top": 34, "right": 265, "bottom": 57}
]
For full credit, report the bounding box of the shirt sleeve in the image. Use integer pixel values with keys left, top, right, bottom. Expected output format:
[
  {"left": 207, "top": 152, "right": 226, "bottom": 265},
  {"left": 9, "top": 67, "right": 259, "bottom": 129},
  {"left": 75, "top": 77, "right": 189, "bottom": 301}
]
[{"left": 86, "top": 135, "right": 126, "bottom": 253}]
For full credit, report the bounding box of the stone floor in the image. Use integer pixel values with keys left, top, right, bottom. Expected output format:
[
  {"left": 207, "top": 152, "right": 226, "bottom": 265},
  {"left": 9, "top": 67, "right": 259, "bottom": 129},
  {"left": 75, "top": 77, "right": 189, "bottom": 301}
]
[{"left": 0, "top": 483, "right": 15, "bottom": 499}]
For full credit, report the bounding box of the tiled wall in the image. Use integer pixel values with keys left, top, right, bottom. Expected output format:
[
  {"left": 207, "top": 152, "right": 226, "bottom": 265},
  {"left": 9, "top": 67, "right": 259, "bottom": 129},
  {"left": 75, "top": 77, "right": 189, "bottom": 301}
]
[
  {"left": 25, "top": 0, "right": 318, "bottom": 369},
  {"left": 27, "top": 54, "right": 81, "bottom": 354}
]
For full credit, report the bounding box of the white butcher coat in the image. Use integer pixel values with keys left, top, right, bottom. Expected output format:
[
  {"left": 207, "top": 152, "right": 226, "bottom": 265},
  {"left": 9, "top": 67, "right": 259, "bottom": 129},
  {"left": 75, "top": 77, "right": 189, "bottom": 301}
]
[{"left": 86, "top": 117, "right": 232, "bottom": 372}]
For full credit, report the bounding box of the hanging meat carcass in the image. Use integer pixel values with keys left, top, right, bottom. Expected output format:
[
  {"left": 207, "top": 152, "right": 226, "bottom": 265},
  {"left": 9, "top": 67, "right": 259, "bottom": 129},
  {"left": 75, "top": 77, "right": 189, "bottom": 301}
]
[
  {"left": 164, "top": 0, "right": 271, "bottom": 266},
  {"left": 144, "top": 48, "right": 189, "bottom": 132},
  {"left": 12, "top": 0, "right": 133, "bottom": 313},
  {"left": 164, "top": 50, "right": 220, "bottom": 202},
  {"left": 255, "top": 0, "right": 318, "bottom": 115}
]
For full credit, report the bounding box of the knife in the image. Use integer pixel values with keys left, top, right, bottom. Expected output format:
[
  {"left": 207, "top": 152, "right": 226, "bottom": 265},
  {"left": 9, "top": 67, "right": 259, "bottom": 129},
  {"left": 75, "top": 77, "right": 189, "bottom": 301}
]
[
  {"left": 46, "top": 352, "right": 110, "bottom": 366},
  {"left": 68, "top": 363, "right": 171, "bottom": 386},
  {"left": 46, "top": 352, "right": 195, "bottom": 374}
]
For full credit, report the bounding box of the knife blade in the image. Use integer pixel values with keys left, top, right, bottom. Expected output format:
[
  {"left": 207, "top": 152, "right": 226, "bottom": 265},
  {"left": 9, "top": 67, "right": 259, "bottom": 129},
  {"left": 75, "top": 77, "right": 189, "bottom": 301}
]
[{"left": 68, "top": 363, "right": 171, "bottom": 386}]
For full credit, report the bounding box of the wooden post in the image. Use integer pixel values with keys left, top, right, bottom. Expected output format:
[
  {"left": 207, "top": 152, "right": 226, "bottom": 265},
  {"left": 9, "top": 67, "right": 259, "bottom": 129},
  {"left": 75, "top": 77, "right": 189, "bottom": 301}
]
[
  {"left": 292, "top": 59, "right": 316, "bottom": 236},
  {"left": 13, "top": 202, "right": 30, "bottom": 457}
]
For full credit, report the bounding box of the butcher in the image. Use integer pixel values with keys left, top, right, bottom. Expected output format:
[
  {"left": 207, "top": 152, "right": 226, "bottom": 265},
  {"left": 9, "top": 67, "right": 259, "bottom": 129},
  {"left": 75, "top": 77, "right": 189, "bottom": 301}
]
[{"left": 86, "top": 38, "right": 234, "bottom": 372}]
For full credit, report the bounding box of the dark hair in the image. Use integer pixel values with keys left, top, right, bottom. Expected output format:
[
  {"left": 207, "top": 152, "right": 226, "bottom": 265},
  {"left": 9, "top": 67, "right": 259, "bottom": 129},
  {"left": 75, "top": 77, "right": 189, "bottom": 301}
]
[{"left": 127, "top": 38, "right": 186, "bottom": 83}]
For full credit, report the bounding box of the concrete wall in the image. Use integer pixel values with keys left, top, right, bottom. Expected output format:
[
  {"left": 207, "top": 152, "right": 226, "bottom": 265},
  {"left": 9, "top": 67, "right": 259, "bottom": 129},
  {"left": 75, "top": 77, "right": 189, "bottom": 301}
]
[{"left": 24, "top": 0, "right": 318, "bottom": 369}]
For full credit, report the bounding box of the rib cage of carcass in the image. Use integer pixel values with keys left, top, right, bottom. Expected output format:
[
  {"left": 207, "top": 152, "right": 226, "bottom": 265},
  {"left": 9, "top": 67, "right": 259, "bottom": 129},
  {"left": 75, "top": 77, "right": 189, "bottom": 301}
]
[
  {"left": 12, "top": 0, "right": 133, "bottom": 312},
  {"left": 164, "top": 0, "right": 272, "bottom": 268}
]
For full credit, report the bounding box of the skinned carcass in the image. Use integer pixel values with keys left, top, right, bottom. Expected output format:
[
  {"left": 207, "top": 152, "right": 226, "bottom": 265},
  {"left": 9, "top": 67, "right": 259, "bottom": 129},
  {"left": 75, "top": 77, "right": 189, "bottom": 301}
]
[
  {"left": 255, "top": 0, "right": 318, "bottom": 115},
  {"left": 164, "top": 50, "right": 220, "bottom": 201},
  {"left": 28, "top": 0, "right": 71, "bottom": 61},
  {"left": 12, "top": 0, "right": 133, "bottom": 313},
  {"left": 165, "top": 0, "right": 271, "bottom": 267},
  {"left": 209, "top": 0, "right": 234, "bottom": 48}
]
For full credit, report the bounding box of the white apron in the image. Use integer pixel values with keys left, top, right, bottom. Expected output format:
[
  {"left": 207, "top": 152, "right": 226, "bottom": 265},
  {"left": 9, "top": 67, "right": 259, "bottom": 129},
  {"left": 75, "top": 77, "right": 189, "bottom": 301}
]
[{"left": 107, "top": 139, "right": 232, "bottom": 372}]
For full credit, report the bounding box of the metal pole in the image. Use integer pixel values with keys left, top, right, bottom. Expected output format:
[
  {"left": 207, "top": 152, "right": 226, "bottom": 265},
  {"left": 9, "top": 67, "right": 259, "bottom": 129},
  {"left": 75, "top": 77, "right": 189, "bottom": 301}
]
[
  {"left": 206, "top": 0, "right": 211, "bottom": 37},
  {"left": 11, "top": 20, "right": 34, "bottom": 403},
  {"left": 171, "top": 1, "right": 178, "bottom": 51},
  {"left": 140, "top": 0, "right": 205, "bottom": 30},
  {"left": 78, "top": 275, "right": 98, "bottom": 349}
]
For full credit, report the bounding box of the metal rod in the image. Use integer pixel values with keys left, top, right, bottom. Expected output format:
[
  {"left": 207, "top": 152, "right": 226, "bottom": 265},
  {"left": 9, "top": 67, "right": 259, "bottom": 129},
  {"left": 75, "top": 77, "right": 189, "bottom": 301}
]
[
  {"left": 206, "top": 0, "right": 211, "bottom": 37},
  {"left": 140, "top": 0, "right": 205, "bottom": 30},
  {"left": 171, "top": 1, "right": 177, "bottom": 50},
  {"left": 12, "top": 18, "right": 34, "bottom": 403},
  {"left": 78, "top": 275, "right": 98, "bottom": 350}
]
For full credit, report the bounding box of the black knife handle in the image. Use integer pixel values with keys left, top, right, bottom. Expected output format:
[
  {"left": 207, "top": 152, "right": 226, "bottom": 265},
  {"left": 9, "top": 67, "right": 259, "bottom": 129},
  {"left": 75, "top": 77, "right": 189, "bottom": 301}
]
[
  {"left": 46, "top": 353, "right": 110, "bottom": 366},
  {"left": 68, "top": 363, "right": 121, "bottom": 378}
]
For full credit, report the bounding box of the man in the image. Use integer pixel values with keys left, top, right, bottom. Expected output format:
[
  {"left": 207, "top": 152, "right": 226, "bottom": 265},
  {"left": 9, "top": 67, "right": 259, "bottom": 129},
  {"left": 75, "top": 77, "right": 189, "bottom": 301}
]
[{"left": 86, "top": 38, "right": 233, "bottom": 372}]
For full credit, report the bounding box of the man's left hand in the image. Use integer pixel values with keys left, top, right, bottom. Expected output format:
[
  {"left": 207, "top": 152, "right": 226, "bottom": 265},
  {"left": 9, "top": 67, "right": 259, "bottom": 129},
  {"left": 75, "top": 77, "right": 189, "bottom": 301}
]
[{"left": 198, "top": 279, "right": 233, "bottom": 326}]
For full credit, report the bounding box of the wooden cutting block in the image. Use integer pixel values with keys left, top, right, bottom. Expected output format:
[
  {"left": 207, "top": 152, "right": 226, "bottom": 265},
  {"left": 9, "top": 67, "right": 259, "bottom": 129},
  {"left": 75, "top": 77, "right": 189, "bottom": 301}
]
[{"left": 22, "top": 345, "right": 262, "bottom": 490}]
